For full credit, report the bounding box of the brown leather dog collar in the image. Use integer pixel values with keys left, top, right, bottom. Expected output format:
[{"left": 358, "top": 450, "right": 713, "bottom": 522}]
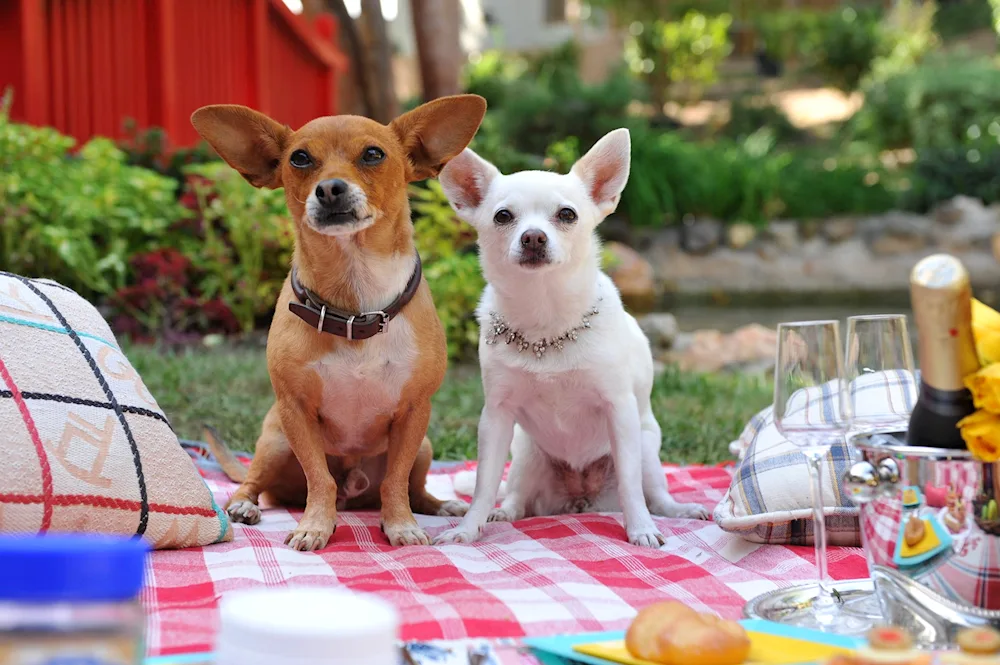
[{"left": 288, "top": 254, "right": 422, "bottom": 340}]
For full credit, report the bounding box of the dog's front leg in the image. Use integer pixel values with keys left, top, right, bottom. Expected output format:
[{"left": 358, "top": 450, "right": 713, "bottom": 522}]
[
  {"left": 381, "top": 400, "right": 435, "bottom": 546},
  {"left": 277, "top": 398, "right": 340, "bottom": 551},
  {"left": 434, "top": 403, "right": 515, "bottom": 544},
  {"left": 608, "top": 395, "right": 665, "bottom": 548}
]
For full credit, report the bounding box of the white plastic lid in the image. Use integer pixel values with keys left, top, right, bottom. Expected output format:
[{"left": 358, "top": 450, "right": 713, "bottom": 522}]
[{"left": 215, "top": 587, "right": 400, "bottom": 665}]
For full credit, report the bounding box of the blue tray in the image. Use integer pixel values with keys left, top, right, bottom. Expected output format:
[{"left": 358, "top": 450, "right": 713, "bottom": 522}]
[
  {"left": 523, "top": 619, "right": 864, "bottom": 665},
  {"left": 901, "top": 485, "right": 923, "bottom": 509},
  {"left": 893, "top": 514, "right": 953, "bottom": 568}
]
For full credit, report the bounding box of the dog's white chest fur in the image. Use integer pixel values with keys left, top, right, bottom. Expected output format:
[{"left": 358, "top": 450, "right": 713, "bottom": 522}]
[
  {"left": 309, "top": 316, "right": 417, "bottom": 454},
  {"left": 500, "top": 369, "right": 611, "bottom": 464}
]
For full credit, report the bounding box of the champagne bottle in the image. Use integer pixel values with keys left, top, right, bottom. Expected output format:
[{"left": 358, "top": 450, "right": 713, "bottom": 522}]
[{"left": 906, "top": 254, "right": 982, "bottom": 449}]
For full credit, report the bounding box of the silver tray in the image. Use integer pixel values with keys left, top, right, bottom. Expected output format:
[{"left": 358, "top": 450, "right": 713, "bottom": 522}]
[{"left": 744, "top": 579, "right": 880, "bottom": 636}]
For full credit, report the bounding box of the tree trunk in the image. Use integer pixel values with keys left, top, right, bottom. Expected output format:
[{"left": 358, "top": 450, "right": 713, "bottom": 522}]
[
  {"left": 411, "top": 0, "right": 462, "bottom": 101},
  {"left": 359, "top": 0, "right": 400, "bottom": 123},
  {"left": 319, "top": 0, "right": 376, "bottom": 117}
]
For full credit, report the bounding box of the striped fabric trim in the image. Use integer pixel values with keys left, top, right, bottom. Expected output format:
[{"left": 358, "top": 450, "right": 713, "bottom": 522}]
[
  {"left": 17, "top": 277, "right": 151, "bottom": 536},
  {"left": 0, "top": 492, "right": 220, "bottom": 518},
  {"left": 0, "top": 313, "right": 117, "bottom": 348},
  {"left": 0, "top": 356, "right": 54, "bottom": 531},
  {"left": 0, "top": 271, "right": 73, "bottom": 292},
  {"left": 0, "top": 390, "right": 172, "bottom": 428}
]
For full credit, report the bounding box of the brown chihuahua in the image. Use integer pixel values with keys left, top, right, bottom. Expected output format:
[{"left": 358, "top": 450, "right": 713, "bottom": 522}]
[{"left": 190, "top": 95, "right": 487, "bottom": 550}]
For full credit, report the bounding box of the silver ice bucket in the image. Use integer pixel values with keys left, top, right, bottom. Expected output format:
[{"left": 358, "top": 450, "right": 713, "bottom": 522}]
[{"left": 846, "top": 431, "right": 1000, "bottom": 646}]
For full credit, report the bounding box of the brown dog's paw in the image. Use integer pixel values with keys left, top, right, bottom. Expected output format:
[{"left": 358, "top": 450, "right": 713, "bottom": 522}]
[
  {"left": 284, "top": 522, "right": 336, "bottom": 551},
  {"left": 437, "top": 500, "right": 469, "bottom": 517},
  {"left": 227, "top": 500, "right": 262, "bottom": 525},
  {"left": 384, "top": 522, "right": 431, "bottom": 547}
]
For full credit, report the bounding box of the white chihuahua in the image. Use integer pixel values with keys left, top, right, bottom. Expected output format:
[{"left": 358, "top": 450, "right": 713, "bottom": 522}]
[{"left": 433, "top": 128, "right": 709, "bottom": 548}]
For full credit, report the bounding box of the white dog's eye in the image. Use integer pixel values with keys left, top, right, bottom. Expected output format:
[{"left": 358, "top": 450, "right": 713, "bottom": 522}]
[
  {"left": 494, "top": 209, "right": 514, "bottom": 225},
  {"left": 556, "top": 207, "right": 577, "bottom": 223}
]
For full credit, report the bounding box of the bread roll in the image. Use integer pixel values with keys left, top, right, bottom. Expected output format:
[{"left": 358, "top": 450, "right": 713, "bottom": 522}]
[{"left": 625, "top": 602, "right": 750, "bottom": 665}]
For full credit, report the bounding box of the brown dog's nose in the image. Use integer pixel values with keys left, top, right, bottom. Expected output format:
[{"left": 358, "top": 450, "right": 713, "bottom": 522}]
[
  {"left": 315, "top": 179, "right": 349, "bottom": 206},
  {"left": 520, "top": 229, "right": 548, "bottom": 249}
]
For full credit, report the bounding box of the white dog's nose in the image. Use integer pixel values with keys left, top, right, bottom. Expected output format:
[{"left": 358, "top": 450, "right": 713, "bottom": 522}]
[{"left": 520, "top": 229, "right": 548, "bottom": 249}]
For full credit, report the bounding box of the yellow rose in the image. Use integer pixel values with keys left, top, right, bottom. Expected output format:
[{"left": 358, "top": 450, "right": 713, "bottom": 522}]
[
  {"left": 958, "top": 409, "right": 1000, "bottom": 462},
  {"left": 972, "top": 298, "right": 1000, "bottom": 366},
  {"left": 965, "top": 363, "right": 1000, "bottom": 414}
]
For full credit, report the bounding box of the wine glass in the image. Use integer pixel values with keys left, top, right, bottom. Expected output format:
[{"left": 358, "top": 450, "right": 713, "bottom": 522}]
[
  {"left": 773, "top": 321, "right": 857, "bottom": 631},
  {"left": 844, "top": 314, "right": 917, "bottom": 436},
  {"left": 842, "top": 314, "right": 917, "bottom": 620}
]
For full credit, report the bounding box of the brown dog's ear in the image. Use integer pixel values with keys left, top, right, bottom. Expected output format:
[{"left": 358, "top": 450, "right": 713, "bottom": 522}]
[
  {"left": 190, "top": 105, "right": 290, "bottom": 189},
  {"left": 389, "top": 94, "right": 487, "bottom": 182}
]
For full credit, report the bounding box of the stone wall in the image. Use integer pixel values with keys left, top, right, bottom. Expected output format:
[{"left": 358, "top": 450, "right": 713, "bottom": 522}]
[{"left": 604, "top": 196, "right": 1000, "bottom": 307}]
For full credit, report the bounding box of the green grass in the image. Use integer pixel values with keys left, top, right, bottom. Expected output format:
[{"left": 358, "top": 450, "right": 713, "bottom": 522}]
[{"left": 125, "top": 344, "right": 772, "bottom": 465}]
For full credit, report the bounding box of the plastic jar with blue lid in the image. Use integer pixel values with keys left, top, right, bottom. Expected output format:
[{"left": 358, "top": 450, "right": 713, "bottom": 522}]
[{"left": 0, "top": 534, "right": 149, "bottom": 665}]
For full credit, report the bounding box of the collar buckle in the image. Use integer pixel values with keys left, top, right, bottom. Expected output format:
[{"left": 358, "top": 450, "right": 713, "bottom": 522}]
[
  {"left": 344, "top": 312, "right": 388, "bottom": 341},
  {"left": 316, "top": 305, "right": 327, "bottom": 333},
  {"left": 365, "top": 311, "right": 390, "bottom": 336}
]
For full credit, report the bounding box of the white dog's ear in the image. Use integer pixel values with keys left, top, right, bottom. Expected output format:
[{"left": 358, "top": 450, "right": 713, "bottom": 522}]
[
  {"left": 571, "top": 128, "right": 631, "bottom": 217},
  {"left": 439, "top": 148, "right": 501, "bottom": 220}
]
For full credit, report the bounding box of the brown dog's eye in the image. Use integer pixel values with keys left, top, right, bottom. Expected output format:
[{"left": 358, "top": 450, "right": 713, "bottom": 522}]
[
  {"left": 556, "top": 207, "right": 577, "bottom": 223},
  {"left": 360, "top": 146, "right": 385, "bottom": 165},
  {"left": 290, "top": 150, "right": 312, "bottom": 168},
  {"left": 494, "top": 209, "right": 514, "bottom": 225}
]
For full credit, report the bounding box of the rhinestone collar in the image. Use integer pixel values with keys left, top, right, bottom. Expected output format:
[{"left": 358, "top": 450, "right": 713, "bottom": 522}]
[{"left": 484, "top": 297, "right": 603, "bottom": 359}]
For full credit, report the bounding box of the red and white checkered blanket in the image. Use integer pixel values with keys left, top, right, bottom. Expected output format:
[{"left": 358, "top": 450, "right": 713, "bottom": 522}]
[{"left": 142, "top": 462, "right": 870, "bottom": 658}]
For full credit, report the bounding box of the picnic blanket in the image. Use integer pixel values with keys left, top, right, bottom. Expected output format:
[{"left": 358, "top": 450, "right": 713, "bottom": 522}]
[{"left": 143, "top": 445, "right": 870, "bottom": 658}]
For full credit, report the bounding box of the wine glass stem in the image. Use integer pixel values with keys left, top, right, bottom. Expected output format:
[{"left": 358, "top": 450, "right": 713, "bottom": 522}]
[{"left": 805, "top": 448, "right": 835, "bottom": 617}]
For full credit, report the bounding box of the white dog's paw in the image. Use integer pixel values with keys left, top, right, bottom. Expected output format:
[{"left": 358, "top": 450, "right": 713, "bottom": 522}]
[
  {"left": 651, "top": 499, "right": 710, "bottom": 521},
  {"left": 676, "top": 503, "right": 711, "bottom": 520},
  {"left": 437, "top": 500, "right": 469, "bottom": 517},
  {"left": 664, "top": 502, "right": 710, "bottom": 520},
  {"left": 627, "top": 526, "right": 666, "bottom": 549},
  {"left": 227, "top": 500, "right": 261, "bottom": 525},
  {"left": 488, "top": 506, "right": 519, "bottom": 523},
  {"left": 433, "top": 524, "right": 481, "bottom": 545}
]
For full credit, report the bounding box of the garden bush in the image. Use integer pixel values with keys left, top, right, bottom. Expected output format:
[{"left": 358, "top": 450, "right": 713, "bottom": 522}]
[
  {"left": 623, "top": 125, "right": 894, "bottom": 226},
  {"left": 410, "top": 180, "right": 484, "bottom": 361},
  {"left": 106, "top": 163, "right": 295, "bottom": 341},
  {"left": 723, "top": 95, "right": 804, "bottom": 144},
  {"left": 851, "top": 53, "right": 1000, "bottom": 149},
  {"left": 903, "top": 140, "right": 1000, "bottom": 211},
  {"left": 624, "top": 128, "right": 780, "bottom": 226},
  {"left": 624, "top": 11, "right": 733, "bottom": 109},
  {"left": 179, "top": 164, "right": 294, "bottom": 331},
  {"left": 754, "top": 9, "right": 826, "bottom": 64},
  {"left": 934, "top": 0, "right": 994, "bottom": 39},
  {"left": 119, "top": 121, "right": 220, "bottom": 191},
  {"left": 0, "top": 93, "right": 188, "bottom": 298},
  {"left": 777, "top": 148, "right": 896, "bottom": 220},
  {"left": 466, "top": 45, "right": 639, "bottom": 158},
  {"left": 753, "top": 2, "right": 936, "bottom": 91},
  {"left": 811, "top": 5, "right": 886, "bottom": 91}
]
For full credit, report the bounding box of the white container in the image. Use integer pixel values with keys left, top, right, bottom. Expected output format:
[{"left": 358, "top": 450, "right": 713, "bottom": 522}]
[{"left": 215, "top": 587, "right": 399, "bottom": 665}]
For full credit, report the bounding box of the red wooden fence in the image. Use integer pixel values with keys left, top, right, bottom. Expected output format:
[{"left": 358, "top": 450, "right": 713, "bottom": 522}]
[{"left": 0, "top": 0, "right": 348, "bottom": 148}]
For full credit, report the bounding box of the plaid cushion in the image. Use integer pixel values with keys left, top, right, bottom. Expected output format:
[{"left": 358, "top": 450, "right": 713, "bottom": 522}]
[
  {"left": 0, "top": 272, "right": 231, "bottom": 548},
  {"left": 143, "top": 462, "right": 870, "bottom": 658},
  {"left": 715, "top": 370, "right": 919, "bottom": 546}
]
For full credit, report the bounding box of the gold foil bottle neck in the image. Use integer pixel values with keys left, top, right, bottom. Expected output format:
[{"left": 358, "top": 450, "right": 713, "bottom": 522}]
[{"left": 910, "top": 254, "right": 981, "bottom": 391}]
